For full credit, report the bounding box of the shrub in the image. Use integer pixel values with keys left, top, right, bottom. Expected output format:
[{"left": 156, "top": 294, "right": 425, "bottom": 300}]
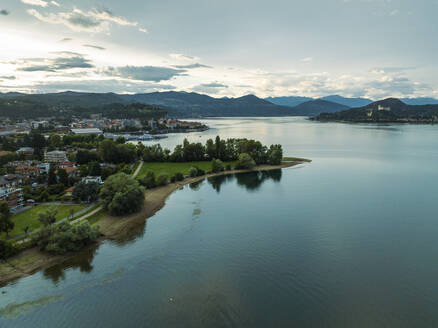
[
  {"left": 189, "top": 167, "right": 198, "bottom": 177},
  {"left": 195, "top": 166, "right": 205, "bottom": 176},
  {"left": 170, "top": 175, "right": 176, "bottom": 183},
  {"left": 235, "top": 153, "right": 256, "bottom": 170},
  {"left": 225, "top": 164, "right": 232, "bottom": 171},
  {"left": 40, "top": 221, "right": 100, "bottom": 255},
  {"left": 156, "top": 173, "right": 169, "bottom": 186},
  {"left": 211, "top": 159, "right": 224, "bottom": 173},
  {"left": 140, "top": 171, "right": 156, "bottom": 188},
  {"left": 0, "top": 240, "right": 22, "bottom": 260},
  {"left": 174, "top": 172, "right": 184, "bottom": 181}
]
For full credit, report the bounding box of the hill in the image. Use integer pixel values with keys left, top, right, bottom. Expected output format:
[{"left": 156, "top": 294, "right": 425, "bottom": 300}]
[
  {"left": 264, "top": 96, "right": 312, "bottom": 107},
  {"left": 313, "top": 98, "right": 438, "bottom": 123},
  {"left": 291, "top": 99, "right": 349, "bottom": 116},
  {"left": 318, "top": 95, "right": 372, "bottom": 108}
]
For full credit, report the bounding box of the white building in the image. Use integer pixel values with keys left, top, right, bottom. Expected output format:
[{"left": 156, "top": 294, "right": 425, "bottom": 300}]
[
  {"left": 71, "top": 128, "right": 103, "bottom": 135},
  {"left": 45, "top": 150, "right": 68, "bottom": 163},
  {"left": 31, "top": 121, "right": 49, "bottom": 129},
  {"left": 82, "top": 176, "right": 103, "bottom": 184}
]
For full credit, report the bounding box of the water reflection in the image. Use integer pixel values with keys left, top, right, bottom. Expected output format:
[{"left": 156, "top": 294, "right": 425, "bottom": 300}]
[
  {"left": 43, "top": 244, "right": 98, "bottom": 284},
  {"left": 109, "top": 218, "right": 148, "bottom": 246},
  {"left": 207, "top": 170, "right": 282, "bottom": 193}
]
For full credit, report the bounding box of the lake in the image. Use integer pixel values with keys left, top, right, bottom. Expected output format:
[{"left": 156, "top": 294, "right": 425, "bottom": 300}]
[{"left": 2, "top": 117, "right": 438, "bottom": 327}]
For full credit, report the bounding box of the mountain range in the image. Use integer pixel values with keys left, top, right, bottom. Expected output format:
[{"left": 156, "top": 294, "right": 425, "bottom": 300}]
[{"left": 1, "top": 91, "right": 438, "bottom": 118}]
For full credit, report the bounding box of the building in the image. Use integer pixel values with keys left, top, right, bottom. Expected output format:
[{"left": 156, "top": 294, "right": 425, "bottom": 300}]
[
  {"left": 71, "top": 128, "right": 103, "bottom": 135},
  {"left": 45, "top": 150, "right": 68, "bottom": 163},
  {"left": 378, "top": 105, "right": 391, "bottom": 111},
  {"left": 0, "top": 188, "right": 24, "bottom": 211},
  {"left": 82, "top": 176, "right": 103, "bottom": 184},
  {"left": 15, "top": 165, "right": 39, "bottom": 178},
  {"left": 37, "top": 163, "right": 51, "bottom": 174},
  {"left": 0, "top": 174, "right": 23, "bottom": 189},
  {"left": 16, "top": 147, "right": 34, "bottom": 157},
  {"left": 31, "top": 121, "right": 49, "bottom": 129}
]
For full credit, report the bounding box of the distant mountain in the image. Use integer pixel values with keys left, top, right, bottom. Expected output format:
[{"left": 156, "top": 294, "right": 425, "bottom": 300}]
[
  {"left": 291, "top": 99, "right": 349, "bottom": 116},
  {"left": 313, "top": 98, "right": 438, "bottom": 123},
  {"left": 265, "top": 96, "right": 312, "bottom": 107},
  {"left": 318, "top": 95, "right": 372, "bottom": 108},
  {"left": 400, "top": 97, "right": 438, "bottom": 106},
  {"left": 122, "top": 92, "right": 299, "bottom": 117}
]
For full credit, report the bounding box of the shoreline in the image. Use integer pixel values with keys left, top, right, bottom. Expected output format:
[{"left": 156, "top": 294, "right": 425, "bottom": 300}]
[{"left": 0, "top": 159, "right": 310, "bottom": 287}]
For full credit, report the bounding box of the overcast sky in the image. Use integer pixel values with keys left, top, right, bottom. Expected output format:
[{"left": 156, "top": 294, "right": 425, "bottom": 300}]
[{"left": 0, "top": 0, "right": 437, "bottom": 99}]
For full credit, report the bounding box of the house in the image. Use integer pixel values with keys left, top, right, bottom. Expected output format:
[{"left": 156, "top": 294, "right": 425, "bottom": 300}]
[
  {"left": 0, "top": 174, "right": 23, "bottom": 189},
  {"left": 16, "top": 147, "right": 34, "bottom": 157},
  {"left": 45, "top": 150, "right": 68, "bottom": 163},
  {"left": 59, "top": 161, "right": 76, "bottom": 168},
  {"left": 58, "top": 166, "right": 79, "bottom": 178},
  {"left": 0, "top": 188, "right": 24, "bottom": 211},
  {"left": 15, "top": 165, "right": 39, "bottom": 178},
  {"left": 82, "top": 176, "right": 103, "bottom": 184},
  {"left": 37, "top": 163, "right": 50, "bottom": 174},
  {"left": 31, "top": 121, "right": 49, "bottom": 129}
]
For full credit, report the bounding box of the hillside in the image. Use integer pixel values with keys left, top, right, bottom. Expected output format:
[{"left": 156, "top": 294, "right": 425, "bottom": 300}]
[
  {"left": 313, "top": 98, "right": 438, "bottom": 123},
  {"left": 291, "top": 99, "right": 349, "bottom": 116},
  {"left": 265, "top": 96, "right": 312, "bottom": 107},
  {"left": 318, "top": 95, "right": 372, "bottom": 108}
]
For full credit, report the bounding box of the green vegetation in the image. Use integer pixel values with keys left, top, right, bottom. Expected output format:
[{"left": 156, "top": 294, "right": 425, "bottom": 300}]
[
  {"left": 211, "top": 159, "right": 225, "bottom": 173},
  {"left": 1, "top": 204, "right": 87, "bottom": 237},
  {"left": 137, "top": 161, "right": 234, "bottom": 179},
  {"left": 100, "top": 173, "right": 145, "bottom": 216},
  {"left": 35, "top": 221, "right": 99, "bottom": 255},
  {"left": 0, "top": 201, "right": 14, "bottom": 237},
  {"left": 235, "top": 153, "right": 256, "bottom": 170},
  {"left": 282, "top": 157, "right": 311, "bottom": 162}
]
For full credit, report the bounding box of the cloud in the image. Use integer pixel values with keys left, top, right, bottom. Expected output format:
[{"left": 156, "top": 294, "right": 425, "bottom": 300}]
[
  {"left": 21, "top": 0, "right": 48, "bottom": 7},
  {"left": 371, "top": 66, "right": 416, "bottom": 74},
  {"left": 0, "top": 76, "right": 16, "bottom": 80},
  {"left": 27, "top": 7, "right": 138, "bottom": 33},
  {"left": 83, "top": 44, "right": 105, "bottom": 50},
  {"left": 138, "top": 27, "right": 147, "bottom": 33},
  {"left": 14, "top": 52, "right": 93, "bottom": 72},
  {"left": 50, "top": 1, "right": 59, "bottom": 6},
  {"left": 58, "top": 37, "right": 72, "bottom": 42},
  {"left": 0, "top": 9, "right": 10, "bottom": 15},
  {"left": 301, "top": 57, "right": 314, "bottom": 62},
  {"left": 173, "top": 63, "right": 211, "bottom": 69},
  {"left": 169, "top": 53, "right": 199, "bottom": 61},
  {"left": 390, "top": 9, "right": 400, "bottom": 16},
  {"left": 192, "top": 82, "right": 228, "bottom": 94},
  {"left": 100, "top": 66, "right": 185, "bottom": 82},
  {"left": 4, "top": 79, "right": 176, "bottom": 94}
]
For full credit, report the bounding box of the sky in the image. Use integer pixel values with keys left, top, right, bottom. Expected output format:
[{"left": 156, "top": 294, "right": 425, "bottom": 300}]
[{"left": 0, "top": 0, "right": 437, "bottom": 99}]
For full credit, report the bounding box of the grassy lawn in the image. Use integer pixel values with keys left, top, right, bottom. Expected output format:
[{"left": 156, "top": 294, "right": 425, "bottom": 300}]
[
  {"left": 3, "top": 204, "right": 87, "bottom": 238},
  {"left": 137, "top": 161, "right": 236, "bottom": 179}
]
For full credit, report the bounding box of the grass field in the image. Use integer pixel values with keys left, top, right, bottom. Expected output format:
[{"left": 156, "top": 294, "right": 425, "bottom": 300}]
[
  {"left": 3, "top": 204, "right": 87, "bottom": 238},
  {"left": 137, "top": 161, "right": 236, "bottom": 179}
]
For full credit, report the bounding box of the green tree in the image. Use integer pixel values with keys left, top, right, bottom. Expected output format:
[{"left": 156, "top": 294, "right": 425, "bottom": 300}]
[
  {"left": 73, "top": 182, "right": 100, "bottom": 203},
  {"left": 48, "top": 167, "right": 57, "bottom": 185},
  {"left": 100, "top": 173, "right": 145, "bottom": 216},
  {"left": 267, "top": 144, "right": 283, "bottom": 165},
  {"left": 235, "top": 153, "right": 256, "bottom": 170},
  {"left": 38, "top": 208, "right": 58, "bottom": 227},
  {"left": 0, "top": 201, "right": 14, "bottom": 236},
  {"left": 211, "top": 159, "right": 224, "bottom": 173},
  {"left": 88, "top": 161, "right": 101, "bottom": 176},
  {"left": 57, "top": 168, "right": 69, "bottom": 186},
  {"left": 49, "top": 134, "right": 62, "bottom": 148}
]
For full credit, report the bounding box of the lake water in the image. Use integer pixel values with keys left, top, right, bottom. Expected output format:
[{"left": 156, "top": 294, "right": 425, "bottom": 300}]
[{"left": 2, "top": 117, "right": 438, "bottom": 327}]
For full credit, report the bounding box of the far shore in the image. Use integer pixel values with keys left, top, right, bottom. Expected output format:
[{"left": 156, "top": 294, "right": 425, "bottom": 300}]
[{"left": 0, "top": 159, "right": 311, "bottom": 287}]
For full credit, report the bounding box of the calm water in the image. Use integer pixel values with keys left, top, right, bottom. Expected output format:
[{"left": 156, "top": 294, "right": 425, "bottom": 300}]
[{"left": 2, "top": 117, "right": 438, "bottom": 327}]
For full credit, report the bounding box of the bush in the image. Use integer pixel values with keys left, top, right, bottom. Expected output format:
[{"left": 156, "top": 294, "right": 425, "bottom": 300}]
[
  {"left": 0, "top": 240, "right": 22, "bottom": 260},
  {"left": 225, "top": 164, "right": 232, "bottom": 171},
  {"left": 211, "top": 159, "right": 224, "bottom": 173},
  {"left": 72, "top": 182, "right": 100, "bottom": 203},
  {"left": 156, "top": 173, "right": 169, "bottom": 186},
  {"left": 174, "top": 172, "right": 184, "bottom": 181},
  {"left": 195, "top": 166, "right": 205, "bottom": 176},
  {"left": 235, "top": 153, "right": 256, "bottom": 170},
  {"left": 41, "top": 221, "right": 100, "bottom": 255},
  {"left": 140, "top": 171, "right": 156, "bottom": 189},
  {"left": 170, "top": 175, "right": 176, "bottom": 183},
  {"left": 189, "top": 166, "right": 198, "bottom": 177}
]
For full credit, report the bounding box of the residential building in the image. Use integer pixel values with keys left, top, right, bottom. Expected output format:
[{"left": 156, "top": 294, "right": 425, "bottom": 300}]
[
  {"left": 82, "top": 176, "right": 103, "bottom": 184},
  {"left": 16, "top": 147, "right": 34, "bottom": 157},
  {"left": 31, "top": 121, "right": 49, "bottom": 129},
  {"left": 45, "top": 150, "right": 68, "bottom": 163},
  {"left": 71, "top": 128, "right": 103, "bottom": 135},
  {"left": 15, "top": 165, "right": 39, "bottom": 178},
  {"left": 0, "top": 188, "right": 24, "bottom": 211}
]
